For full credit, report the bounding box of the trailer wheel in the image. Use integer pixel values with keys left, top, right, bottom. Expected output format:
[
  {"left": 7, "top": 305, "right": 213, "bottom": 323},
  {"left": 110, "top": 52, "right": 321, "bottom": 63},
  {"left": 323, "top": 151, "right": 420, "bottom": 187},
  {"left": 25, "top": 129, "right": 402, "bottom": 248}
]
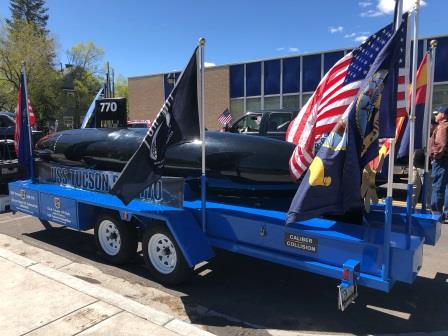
[
  {"left": 142, "top": 224, "right": 192, "bottom": 285},
  {"left": 94, "top": 213, "right": 137, "bottom": 265}
]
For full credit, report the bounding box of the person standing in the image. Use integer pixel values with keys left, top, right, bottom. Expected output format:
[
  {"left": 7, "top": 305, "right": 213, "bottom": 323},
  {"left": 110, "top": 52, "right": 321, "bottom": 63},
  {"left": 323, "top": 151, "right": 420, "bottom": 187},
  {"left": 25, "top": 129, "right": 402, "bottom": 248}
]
[{"left": 429, "top": 105, "right": 448, "bottom": 221}]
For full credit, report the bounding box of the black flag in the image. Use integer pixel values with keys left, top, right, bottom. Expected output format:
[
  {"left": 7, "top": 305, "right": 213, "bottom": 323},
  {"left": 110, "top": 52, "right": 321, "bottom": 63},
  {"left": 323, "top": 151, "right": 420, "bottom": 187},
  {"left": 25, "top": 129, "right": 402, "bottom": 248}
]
[{"left": 111, "top": 48, "right": 200, "bottom": 204}]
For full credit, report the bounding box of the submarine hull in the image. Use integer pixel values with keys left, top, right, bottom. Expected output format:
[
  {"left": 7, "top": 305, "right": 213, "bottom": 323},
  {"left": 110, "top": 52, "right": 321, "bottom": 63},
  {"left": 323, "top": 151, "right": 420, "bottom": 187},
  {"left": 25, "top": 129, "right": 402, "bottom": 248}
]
[{"left": 35, "top": 129, "right": 297, "bottom": 195}]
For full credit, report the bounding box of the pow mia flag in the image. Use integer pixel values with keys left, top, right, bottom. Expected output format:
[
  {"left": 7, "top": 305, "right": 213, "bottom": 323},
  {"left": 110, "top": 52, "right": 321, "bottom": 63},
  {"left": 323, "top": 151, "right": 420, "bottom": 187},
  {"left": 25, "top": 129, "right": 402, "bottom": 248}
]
[{"left": 111, "top": 48, "right": 200, "bottom": 204}]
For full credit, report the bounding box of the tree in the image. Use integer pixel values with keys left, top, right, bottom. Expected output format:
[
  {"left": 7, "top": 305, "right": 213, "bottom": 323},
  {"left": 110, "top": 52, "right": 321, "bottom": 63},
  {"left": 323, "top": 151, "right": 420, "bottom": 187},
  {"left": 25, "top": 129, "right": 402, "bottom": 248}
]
[
  {"left": 67, "top": 42, "right": 105, "bottom": 75},
  {"left": 115, "top": 75, "right": 128, "bottom": 99},
  {"left": 6, "top": 0, "right": 49, "bottom": 34},
  {"left": 0, "top": 21, "right": 60, "bottom": 121}
]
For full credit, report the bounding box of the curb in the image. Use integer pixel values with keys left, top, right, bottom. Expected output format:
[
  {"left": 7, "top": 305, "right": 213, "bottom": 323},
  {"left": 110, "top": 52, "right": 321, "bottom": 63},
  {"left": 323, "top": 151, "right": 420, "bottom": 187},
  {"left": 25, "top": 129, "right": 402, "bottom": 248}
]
[{"left": 0, "top": 246, "right": 216, "bottom": 336}]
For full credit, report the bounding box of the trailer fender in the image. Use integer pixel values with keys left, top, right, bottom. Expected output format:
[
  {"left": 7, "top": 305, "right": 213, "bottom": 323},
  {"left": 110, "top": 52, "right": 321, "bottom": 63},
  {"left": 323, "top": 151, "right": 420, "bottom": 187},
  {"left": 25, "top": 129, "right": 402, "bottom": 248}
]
[{"left": 137, "top": 210, "right": 214, "bottom": 268}]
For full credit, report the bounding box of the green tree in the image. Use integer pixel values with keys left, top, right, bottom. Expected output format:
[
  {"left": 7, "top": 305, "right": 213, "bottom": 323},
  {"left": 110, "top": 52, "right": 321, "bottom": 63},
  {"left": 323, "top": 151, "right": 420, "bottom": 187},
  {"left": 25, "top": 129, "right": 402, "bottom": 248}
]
[
  {"left": 67, "top": 42, "right": 105, "bottom": 75},
  {"left": 60, "top": 42, "right": 105, "bottom": 127},
  {"left": 115, "top": 75, "right": 128, "bottom": 99},
  {"left": 6, "top": 0, "right": 49, "bottom": 34},
  {"left": 0, "top": 21, "right": 60, "bottom": 122}
]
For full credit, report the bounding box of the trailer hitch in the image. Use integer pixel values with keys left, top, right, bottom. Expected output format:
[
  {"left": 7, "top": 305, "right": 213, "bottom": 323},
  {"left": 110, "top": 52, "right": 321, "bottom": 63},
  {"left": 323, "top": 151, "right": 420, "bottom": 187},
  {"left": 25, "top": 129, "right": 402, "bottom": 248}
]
[{"left": 338, "top": 259, "right": 360, "bottom": 311}]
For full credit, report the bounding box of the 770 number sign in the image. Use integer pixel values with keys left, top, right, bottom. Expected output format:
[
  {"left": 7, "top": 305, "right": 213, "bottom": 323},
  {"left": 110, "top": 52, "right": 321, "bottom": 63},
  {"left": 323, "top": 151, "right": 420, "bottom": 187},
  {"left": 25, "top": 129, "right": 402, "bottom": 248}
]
[{"left": 99, "top": 101, "right": 118, "bottom": 113}]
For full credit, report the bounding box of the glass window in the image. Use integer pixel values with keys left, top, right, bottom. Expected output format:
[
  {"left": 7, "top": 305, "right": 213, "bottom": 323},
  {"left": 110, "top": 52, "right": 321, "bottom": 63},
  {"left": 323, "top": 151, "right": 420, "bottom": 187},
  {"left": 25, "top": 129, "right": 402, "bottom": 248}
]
[
  {"left": 302, "top": 54, "right": 321, "bottom": 92},
  {"left": 432, "top": 84, "right": 448, "bottom": 111},
  {"left": 283, "top": 57, "right": 300, "bottom": 94},
  {"left": 232, "top": 113, "right": 262, "bottom": 133},
  {"left": 302, "top": 93, "right": 313, "bottom": 107},
  {"left": 282, "top": 95, "right": 299, "bottom": 110},
  {"left": 264, "top": 96, "right": 280, "bottom": 109},
  {"left": 434, "top": 37, "right": 448, "bottom": 82},
  {"left": 230, "top": 64, "right": 245, "bottom": 98},
  {"left": 230, "top": 99, "right": 244, "bottom": 120},
  {"left": 246, "top": 62, "right": 261, "bottom": 97},
  {"left": 264, "top": 60, "right": 280, "bottom": 95},
  {"left": 323, "top": 51, "right": 344, "bottom": 73},
  {"left": 246, "top": 97, "right": 261, "bottom": 112},
  {"left": 267, "top": 113, "right": 292, "bottom": 132}
]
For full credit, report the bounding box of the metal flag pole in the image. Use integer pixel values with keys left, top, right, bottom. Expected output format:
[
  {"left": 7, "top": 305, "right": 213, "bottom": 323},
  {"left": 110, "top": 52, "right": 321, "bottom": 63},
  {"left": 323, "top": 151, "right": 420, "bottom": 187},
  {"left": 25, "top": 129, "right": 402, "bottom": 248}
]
[
  {"left": 421, "top": 40, "right": 437, "bottom": 212},
  {"left": 21, "top": 62, "right": 35, "bottom": 182},
  {"left": 384, "top": 0, "right": 403, "bottom": 281},
  {"left": 112, "top": 68, "right": 115, "bottom": 98},
  {"left": 406, "top": 0, "right": 420, "bottom": 229},
  {"left": 199, "top": 37, "right": 207, "bottom": 232}
]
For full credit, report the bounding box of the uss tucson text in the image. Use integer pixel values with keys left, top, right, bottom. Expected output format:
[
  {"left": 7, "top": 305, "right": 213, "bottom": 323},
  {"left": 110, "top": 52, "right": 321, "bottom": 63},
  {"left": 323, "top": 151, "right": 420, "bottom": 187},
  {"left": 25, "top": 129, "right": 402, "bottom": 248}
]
[{"left": 49, "top": 166, "right": 163, "bottom": 201}]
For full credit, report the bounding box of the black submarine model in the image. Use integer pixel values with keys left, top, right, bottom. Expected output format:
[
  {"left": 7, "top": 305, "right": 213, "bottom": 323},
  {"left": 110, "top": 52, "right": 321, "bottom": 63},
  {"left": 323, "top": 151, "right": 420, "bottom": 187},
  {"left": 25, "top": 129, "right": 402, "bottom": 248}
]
[{"left": 35, "top": 128, "right": 298, "bottom": 196}]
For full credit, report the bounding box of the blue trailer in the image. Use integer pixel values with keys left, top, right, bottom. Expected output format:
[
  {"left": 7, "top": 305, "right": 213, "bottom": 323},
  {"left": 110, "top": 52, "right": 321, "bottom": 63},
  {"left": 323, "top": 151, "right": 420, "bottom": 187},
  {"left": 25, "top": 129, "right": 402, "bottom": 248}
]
[{"left": 9, "top": 175, "right": 441, "bottom": 311}]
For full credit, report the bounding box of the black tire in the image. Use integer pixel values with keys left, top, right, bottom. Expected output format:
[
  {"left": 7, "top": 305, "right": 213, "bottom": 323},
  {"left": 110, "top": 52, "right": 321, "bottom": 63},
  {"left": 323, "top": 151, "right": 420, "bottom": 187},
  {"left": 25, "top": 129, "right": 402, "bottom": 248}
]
[
  {"left": 142, "top": 224, "right": 192, "bottom": 285},
  {"left": 94, "top": 213, "right": 137, "bottom": 265}
]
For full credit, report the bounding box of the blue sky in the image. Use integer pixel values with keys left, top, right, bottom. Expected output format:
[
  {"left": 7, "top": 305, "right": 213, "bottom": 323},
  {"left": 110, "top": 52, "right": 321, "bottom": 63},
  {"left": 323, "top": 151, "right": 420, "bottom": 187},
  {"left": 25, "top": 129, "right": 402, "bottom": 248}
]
[{"left": 0, "top": 0, "right": 446, "bottom": 78}]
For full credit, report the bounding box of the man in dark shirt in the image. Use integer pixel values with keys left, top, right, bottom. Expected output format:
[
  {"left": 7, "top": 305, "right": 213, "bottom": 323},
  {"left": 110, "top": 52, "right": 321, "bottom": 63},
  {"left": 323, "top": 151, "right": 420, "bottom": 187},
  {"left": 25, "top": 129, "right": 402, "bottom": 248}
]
[{"left": 429, "top": 105, "right": 448, "bottom": 221}]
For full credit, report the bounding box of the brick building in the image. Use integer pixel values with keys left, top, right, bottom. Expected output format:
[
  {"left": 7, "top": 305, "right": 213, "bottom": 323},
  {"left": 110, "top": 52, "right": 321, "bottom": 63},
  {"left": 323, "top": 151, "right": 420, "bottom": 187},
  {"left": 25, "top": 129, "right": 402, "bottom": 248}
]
[{"left": 128, "top": 34, "right": 448, "bottom": 131}]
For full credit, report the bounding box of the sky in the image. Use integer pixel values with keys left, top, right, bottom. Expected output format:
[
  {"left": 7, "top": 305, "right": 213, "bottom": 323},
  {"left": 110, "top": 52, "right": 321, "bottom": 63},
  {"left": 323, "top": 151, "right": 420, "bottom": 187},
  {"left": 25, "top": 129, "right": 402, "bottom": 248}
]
[{"left": 0, "top": 0, "right": 446, "bottom": 78}]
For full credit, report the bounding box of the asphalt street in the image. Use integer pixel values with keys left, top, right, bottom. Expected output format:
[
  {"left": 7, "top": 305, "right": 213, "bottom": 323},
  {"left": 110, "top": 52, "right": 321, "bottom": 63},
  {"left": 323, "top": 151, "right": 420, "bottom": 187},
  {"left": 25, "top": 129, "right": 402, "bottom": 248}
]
[{"left": 0, "top": 211, "right": 447, "bottom": 336}]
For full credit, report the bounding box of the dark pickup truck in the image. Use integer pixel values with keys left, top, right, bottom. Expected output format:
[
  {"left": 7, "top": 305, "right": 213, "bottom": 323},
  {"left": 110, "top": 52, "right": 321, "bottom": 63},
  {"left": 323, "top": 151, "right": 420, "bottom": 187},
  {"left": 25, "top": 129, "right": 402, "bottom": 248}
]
[{"left": 226, "top": 110, "right": 297, "bottom": 140}]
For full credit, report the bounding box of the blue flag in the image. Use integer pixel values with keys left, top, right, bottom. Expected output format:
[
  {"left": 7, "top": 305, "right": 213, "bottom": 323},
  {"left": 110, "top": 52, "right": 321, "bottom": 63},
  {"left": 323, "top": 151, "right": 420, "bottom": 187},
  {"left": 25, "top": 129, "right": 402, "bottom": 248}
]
[
  {"left": 15, "top": 65, "right": 35, "bottom": 180},
  {"left": 286, "top": 17, "right": 406, "bottom": 224}
]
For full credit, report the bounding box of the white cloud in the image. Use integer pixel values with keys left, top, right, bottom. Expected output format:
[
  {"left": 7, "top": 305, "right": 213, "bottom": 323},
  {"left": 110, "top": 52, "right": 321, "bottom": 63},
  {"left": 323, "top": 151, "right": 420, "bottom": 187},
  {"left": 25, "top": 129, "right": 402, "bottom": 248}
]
[
  {"left": 344, "top": 32, "right": 357, "bottom": 38},
  {"left": 204, "top": 62, "right": 215, "bottom": 67},
  {"left": 276, "top": 47, "right": 285, "bottom": 51},
  {"left": 288, "top": 47, "right": 299, "bottom": 52},
  {"left": 354, "top": 35, "right": 369, "bottom": 43},
  {"left": 329, "top": 26, "right": 344, "bottom": 34},
  {"left": 361, "top": 0, "right": 427, "bottom": 17},
  {"left": 359, "top": 1, "right": 372, "bottom": 7},
  {"left": 378, "top": 0, "right": 426, "bottom": 14},
  {"left": 360, "top": 9, "right": 383, "bottom": 17}
]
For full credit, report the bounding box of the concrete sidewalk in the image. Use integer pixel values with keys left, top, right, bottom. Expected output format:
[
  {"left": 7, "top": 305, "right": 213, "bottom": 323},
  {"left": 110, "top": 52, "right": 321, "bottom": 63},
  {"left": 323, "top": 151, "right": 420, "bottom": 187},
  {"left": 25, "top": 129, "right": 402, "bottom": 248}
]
[{"left": 0, "top": 234, "right": 215, "bottom": 336}]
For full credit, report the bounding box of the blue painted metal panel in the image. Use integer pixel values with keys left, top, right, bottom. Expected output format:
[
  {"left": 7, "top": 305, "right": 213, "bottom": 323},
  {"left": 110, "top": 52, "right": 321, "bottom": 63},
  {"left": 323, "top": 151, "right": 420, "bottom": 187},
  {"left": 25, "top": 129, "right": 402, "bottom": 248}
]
[
  {"left": 9, "top": 181, "right": 428, "bottom": 291},
  {"left": 39, "top": 193, "right": 78, "bottom": 229},
  {"left": 9, "top": 184, "right": 39, "bottom": 216},
  {"left": 9, "top": 180, "right": 214, "bottom": 268},
  {"left": 367, "top": 203, "right": 441, "bottom": 245},
  {"left": 185, "top": 200, "right": 425, "bottom": 287}
]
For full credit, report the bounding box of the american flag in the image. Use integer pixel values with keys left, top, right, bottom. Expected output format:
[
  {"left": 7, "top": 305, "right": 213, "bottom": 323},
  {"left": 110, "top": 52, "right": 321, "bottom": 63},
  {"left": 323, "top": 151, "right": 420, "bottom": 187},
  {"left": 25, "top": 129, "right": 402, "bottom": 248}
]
[
  {"left": 286, "top": 21, "right": 406, "bottom": 181},
  {"left": 218, "top": 108, "right": 232, "bottom": 126}
]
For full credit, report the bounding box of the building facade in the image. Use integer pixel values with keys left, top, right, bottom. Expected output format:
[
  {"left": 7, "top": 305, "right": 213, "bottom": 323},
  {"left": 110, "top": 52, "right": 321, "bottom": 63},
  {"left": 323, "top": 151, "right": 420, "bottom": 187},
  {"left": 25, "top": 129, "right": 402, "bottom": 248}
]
[{"left": 129, "top": 35, "right": 448, "bottom": 131}]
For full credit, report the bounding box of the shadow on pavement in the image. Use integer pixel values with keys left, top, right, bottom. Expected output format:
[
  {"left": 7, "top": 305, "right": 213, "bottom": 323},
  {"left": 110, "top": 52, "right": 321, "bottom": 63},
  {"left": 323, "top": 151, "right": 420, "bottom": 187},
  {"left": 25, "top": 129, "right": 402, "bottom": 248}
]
[{"left": 25, "top": 227, "right": 448, "bottom": 335}]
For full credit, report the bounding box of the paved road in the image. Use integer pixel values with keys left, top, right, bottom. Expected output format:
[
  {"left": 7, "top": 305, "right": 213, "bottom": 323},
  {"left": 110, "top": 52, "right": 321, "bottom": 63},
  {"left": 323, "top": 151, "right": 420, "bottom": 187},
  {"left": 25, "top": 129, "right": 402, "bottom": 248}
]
[{"left": 0, "top": 212, "right": 447, "bottom": 335}]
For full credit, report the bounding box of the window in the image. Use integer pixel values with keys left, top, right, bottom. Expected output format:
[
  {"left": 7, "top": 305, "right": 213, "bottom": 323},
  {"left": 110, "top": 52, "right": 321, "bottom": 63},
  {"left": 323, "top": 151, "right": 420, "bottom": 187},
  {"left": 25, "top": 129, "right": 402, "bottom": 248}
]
[
  {"left": 264, "top": 60, "right": 280, "bottom": 95},
  {"left": 302, "top": 93, "right": 313, "bottom": 107},
  {"left": 246, "top": 97, "right": 261, "bottom": 112},
  {"left": 324, "top": 51, "right": 344, "bottom": 73},
  {"left": 434, "top": 37, "right": 448, "bottom": 82},
  {"left": 232, "top": 113, "right": 262, "bottom": 133},
  {"left": 230, "top": 99, "right": 244, "bottom": 120},
  {"left": 432, "top": 84, "right": 448, "bottom": 110},
  {"left": 230, "top": 64, "right": 245, "bottom": 98},
  {"left": 246, "top": 62, "right": 261, "bottom": 97},
  {"left": 282, "top": 95, "right": 299, "bottom": 110},
  {"left": 267, "top": 113, "right": 292, "bottom": 133},
  {"left": 0, "top": 115, "right": 14, "bottom": 127},
  {"left": 302, "top": 54, "right": 321, "bottom": 92},
  {"left": 283, "top": 57, "right": 300, "bottom": 93},
  {"left": 264, "top": 96, "right": 280, "bottom": 109}
]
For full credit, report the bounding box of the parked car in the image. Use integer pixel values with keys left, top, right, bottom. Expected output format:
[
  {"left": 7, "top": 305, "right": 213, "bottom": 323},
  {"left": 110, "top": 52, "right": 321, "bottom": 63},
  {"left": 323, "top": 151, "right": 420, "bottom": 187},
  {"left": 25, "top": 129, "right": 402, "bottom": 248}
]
[{"left": 227, "top": 109, "right": 297, "bottom": 140}]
